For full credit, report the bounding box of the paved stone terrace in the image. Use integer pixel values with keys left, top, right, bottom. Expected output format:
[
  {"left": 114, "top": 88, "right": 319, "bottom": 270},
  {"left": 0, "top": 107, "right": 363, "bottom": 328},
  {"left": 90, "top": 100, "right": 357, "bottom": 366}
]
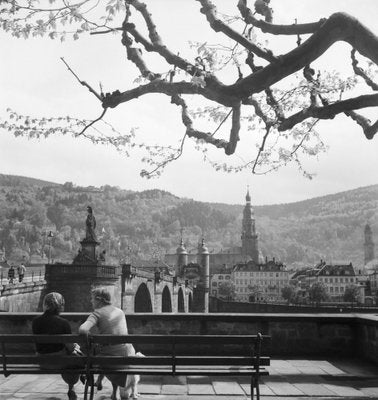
[{"left": 1, "top": 358, "right": 378, "bottom": 399}]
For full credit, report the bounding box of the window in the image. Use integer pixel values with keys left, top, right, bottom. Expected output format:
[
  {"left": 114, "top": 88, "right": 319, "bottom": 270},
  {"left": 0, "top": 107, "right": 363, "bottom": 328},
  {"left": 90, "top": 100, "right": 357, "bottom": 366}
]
[
  {"left": 212, "top": 281, "right": 217, "bottom": 286},
  {"left": 225, "top": 276, "right": 230, "bottom": 280},
  {"left": 219, "top": 276, "right": 224, "bottom": 280}
]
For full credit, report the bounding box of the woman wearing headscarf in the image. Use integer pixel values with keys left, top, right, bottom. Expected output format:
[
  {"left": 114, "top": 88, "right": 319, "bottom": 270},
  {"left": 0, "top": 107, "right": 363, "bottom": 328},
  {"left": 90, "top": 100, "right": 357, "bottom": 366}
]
[
  {"left": 79, "top": 287, "right": 134, "bottom": 400},
  {"left": 32, "top": 292, "right": 81, "bottom": 400}
]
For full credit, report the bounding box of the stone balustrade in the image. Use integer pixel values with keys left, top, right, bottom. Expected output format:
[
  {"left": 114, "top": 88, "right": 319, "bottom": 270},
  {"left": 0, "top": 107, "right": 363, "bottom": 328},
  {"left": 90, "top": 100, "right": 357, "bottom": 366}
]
[
  {"left": 45, "top": 263, "right": 120, "bottom": 278},
  {"left": 1, "top": 313, "right": 378, "bottom": 364}
]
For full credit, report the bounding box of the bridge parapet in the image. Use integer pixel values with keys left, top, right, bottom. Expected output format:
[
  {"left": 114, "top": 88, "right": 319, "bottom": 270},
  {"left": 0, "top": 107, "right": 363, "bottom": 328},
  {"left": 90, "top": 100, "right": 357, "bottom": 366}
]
[{"left": 46, "top": 263, "right": 120, "bottom": 279}]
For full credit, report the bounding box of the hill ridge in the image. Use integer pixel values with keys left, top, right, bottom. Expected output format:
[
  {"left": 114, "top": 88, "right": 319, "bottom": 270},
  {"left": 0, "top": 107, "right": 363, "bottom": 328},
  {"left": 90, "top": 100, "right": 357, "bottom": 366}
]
[{"left": 0, "top": 173, "right": 376, "bottom": 269}]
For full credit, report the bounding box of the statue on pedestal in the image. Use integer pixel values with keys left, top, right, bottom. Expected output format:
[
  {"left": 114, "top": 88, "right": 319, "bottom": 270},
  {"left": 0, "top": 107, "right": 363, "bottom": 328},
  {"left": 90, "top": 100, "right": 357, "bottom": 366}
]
[
  {"left": 86, "top": 206, "right": 97, "bottom": 241},
  {"left": 73, "top": 206, "right": 99, "bottom": 264}
]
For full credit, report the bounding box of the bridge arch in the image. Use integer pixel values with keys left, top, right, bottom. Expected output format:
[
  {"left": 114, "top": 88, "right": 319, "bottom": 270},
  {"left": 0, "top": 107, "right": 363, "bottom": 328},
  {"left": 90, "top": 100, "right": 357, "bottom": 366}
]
[
  {"left": 134, "top": 283, "right": 152, "bottom": 312},
  {"left": 177, "top": 287, "right": 185, "bottom": 312},
  {"left": 188, "top": 292, "right": 193, "bottom": 312},
  {"left": 161, "top": 285, "right": 172, "bottom": 313}
]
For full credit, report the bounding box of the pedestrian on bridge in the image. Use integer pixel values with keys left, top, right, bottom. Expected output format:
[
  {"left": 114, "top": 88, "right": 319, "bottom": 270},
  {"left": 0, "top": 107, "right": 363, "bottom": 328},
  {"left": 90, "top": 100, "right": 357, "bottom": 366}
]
[
  {"left": 17, "top": 263, "right": 26, "bottom": 283},
  {"left": 7, "top": 265, "right": 15, "bottom": 284}
]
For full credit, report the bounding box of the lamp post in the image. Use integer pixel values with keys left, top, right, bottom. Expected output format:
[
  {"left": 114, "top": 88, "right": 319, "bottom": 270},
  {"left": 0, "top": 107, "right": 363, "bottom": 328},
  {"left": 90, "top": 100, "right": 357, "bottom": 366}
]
[{"left": 47, "top": 231, "right": 54, "bottom": 263}]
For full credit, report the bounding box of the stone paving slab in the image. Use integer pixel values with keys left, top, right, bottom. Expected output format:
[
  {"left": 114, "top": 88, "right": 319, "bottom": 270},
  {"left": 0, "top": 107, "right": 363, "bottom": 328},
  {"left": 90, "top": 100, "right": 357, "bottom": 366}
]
[
  {"left": 239, "top": 382, "right": 275, "bottom": 396},
  {"left": 161, "top": 384, "right": 188, "bottom": 395},
  {"left": 138, "top": 382, "right": 162, "bottom": 394},
  {"left": 212, "top": 379, "right": 245, "bottom": 395},
  {"left": 323, "top": 383, "right": 368, "bottom": 397},
  {"left": 292, "top": 382, "right": 338, "bottom": 396},
  {"left": 295, "top": 365, "right": 331, "bottom": 375},
  {"left": 188, "top": 384, "right": 216, "bottom": 395},
  {"left": 264, "top": 381, "right": 305, "bottom": 396}
]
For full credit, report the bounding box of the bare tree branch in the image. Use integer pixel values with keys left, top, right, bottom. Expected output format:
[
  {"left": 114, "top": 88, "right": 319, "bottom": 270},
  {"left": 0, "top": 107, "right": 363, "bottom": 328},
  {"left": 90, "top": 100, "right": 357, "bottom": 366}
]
[
  {"left": 252, "top": 125, "right": 271, "bottom": 173},
  {"left": 351, "top": 49, "right": 378, "bottom": 91},
  {"left": 228, "top": 13, "right": 378, "bottom": 98},
  {"left": 197, "top": 0, "right": 277, "bottom": 62},
  {"left": 60, "top": 57, "right": 102, "bottom": 101},
  {"left": 126, "top": 0, "right": 201, "bottom": 78},
  {"left": 171, "top": 94, "right": 241, "bottom": 154},
  {"left": 345, "top": 111, "right": 378, "bottom": 140},
  {"left": 238, "top": 0, "right": 326, "bottom": 35},
  {"left": 279, "top": 93, "right": 378, "bottom": 138},
  {"left": 77, "top": 107, "right": 107, "bottom": 137},
  {"left": 142, "top": 132, "right": 188, "bottom": 177}
]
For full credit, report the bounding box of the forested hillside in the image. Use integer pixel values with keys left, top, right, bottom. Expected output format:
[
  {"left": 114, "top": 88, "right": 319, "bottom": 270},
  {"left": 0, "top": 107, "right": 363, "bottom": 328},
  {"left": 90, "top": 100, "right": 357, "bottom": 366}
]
[{"left": 0, "top": 174, "right": 376, "bottom": 269}]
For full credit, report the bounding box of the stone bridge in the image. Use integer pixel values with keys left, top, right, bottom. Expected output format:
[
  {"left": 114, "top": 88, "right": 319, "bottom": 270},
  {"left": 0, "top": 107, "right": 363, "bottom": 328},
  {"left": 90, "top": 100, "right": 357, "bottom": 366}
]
[
  {"left": 0, "top": 264, "right": 194, "bottom": 313},
  {"left": 120, "top": 265, "right": 193, "bottom": 313}
]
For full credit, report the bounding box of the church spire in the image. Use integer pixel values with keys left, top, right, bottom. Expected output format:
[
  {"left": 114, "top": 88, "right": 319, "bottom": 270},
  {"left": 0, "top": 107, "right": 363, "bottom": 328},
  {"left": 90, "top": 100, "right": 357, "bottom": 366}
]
[
  {"left": 241, "top": 187, "right": 259, "bottom": 262},
  {"left": 246, "top": 185, "right": 251, "bottom": 203}
]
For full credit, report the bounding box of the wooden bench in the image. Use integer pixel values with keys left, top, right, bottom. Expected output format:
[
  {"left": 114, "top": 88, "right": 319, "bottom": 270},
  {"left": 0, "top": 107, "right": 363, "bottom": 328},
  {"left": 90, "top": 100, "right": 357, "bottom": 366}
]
[{"left": 0, "top": 333, "right": 270, "bottom": 400}]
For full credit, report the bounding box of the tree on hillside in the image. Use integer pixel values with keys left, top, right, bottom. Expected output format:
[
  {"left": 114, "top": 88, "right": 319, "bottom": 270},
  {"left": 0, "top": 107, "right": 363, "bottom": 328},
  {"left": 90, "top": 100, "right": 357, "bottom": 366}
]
[
  {"left": 309, "top": 281, "right": 328, "bottom": 306},
  {"left": 1, "top": 0, "right": 377, "bottom": 177}
]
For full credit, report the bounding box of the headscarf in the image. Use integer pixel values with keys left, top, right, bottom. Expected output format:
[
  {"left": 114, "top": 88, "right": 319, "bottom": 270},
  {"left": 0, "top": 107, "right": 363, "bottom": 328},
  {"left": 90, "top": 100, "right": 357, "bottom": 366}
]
[
  {"left": 43, "top": 292, "right": 65, "bottom": 314},
  {"left": 91, "top": 288, "right": 112, "bottom": 306}
]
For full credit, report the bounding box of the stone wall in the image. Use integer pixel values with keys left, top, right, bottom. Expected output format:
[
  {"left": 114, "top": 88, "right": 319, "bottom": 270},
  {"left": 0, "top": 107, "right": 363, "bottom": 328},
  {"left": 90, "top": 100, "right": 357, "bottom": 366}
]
[
  {"left": 356, "top": 315, "right": 378, "bottom": 363},
  {"left": 210, "top": 297, "right": 378, "bottom": 314},
  {"left": 0, "top": 281, "right": 45, "bottom": 312},
  {"left": 45, "top": 264, "right": 122, "bottom": 312},
  {"left": 2, "top": 312, "right": 376, "bottom": 360}
]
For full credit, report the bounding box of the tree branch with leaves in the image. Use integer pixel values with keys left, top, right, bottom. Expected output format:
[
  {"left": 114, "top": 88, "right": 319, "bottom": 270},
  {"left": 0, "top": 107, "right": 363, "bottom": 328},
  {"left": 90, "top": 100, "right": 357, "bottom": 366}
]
[{"left": 1, "top": 0, "right": 377, "bottom": 177}]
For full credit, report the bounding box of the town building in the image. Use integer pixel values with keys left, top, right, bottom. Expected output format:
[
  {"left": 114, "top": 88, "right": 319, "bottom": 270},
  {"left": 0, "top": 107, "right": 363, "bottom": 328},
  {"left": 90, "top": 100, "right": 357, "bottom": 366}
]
[
  {"left": 210, "top": 266, "right": 232, "bottom": 299},
  {"left": 232, "top": 258, "right": 289, "bottom": 303},
  {"left": 315, "top": 262, "right": 358, "bottom": 300}
]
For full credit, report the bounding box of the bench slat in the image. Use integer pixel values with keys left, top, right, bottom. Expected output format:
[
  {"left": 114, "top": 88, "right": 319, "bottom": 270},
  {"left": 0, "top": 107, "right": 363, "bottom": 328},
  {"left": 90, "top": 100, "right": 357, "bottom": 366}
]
[
  {"left": 89, "top": 356, "right": 270, "bottom": 367},
  {"left": 3, "top": 356, "right": 86, "bottom": 366},
  {"left": 0, "top": 334, "right": 85, "bottom": 344},
  {"left": 88, "top": 366, "right": 270, "bottom": 376},
  {"left": 0, "top": 367, "right": 86, "bottom": 374},
  {"left": 91, "top": 334, "right": 269, "bottom": 345}
]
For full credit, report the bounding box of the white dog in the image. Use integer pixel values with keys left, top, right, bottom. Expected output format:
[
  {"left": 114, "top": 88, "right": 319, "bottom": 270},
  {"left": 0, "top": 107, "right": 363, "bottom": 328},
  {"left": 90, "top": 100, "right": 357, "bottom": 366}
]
[{"left": 119, "top": 351, "right": 145, "bottom": 399}]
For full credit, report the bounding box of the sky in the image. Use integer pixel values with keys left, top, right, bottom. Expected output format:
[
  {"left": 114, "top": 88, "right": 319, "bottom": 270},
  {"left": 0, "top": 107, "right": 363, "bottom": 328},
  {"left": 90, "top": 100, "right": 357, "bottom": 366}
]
[{"left": 1, "top": 0, "right": 377, "bottom": 206}]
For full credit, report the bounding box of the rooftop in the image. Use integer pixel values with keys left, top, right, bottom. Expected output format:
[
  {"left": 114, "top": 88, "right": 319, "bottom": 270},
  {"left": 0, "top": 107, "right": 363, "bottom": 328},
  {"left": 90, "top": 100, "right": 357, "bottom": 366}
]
[{"left": 1, "top": 357, "right": 378, "bottom": 399}]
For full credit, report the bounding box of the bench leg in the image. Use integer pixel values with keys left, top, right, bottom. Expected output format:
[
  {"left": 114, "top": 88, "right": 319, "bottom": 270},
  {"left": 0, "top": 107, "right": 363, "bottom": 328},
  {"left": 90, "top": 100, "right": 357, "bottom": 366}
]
[
  {"left": 250, "top": 376, "right": 259, "bottom": 400},
  {"left": 255, "top": 378, "right": 260, "bottom": 400},
  {"left": 89, "top": 375, "right": 95, "bottom": 400},
  {"left": 84, "top": 374, "right": 94, "bottom": 400}
]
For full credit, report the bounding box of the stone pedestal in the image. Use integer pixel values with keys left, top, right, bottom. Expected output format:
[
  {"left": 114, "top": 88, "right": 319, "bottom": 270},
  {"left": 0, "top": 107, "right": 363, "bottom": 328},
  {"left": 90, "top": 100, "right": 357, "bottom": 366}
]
[
  {"left": 44, "top": 263, "right": 121, "bottom": 312},
  {"left": 73, "top": 238, "right": 100, "bottom": 264},
  {"left": 44, "top": 233, "right": 121, "bottom": 312}
]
